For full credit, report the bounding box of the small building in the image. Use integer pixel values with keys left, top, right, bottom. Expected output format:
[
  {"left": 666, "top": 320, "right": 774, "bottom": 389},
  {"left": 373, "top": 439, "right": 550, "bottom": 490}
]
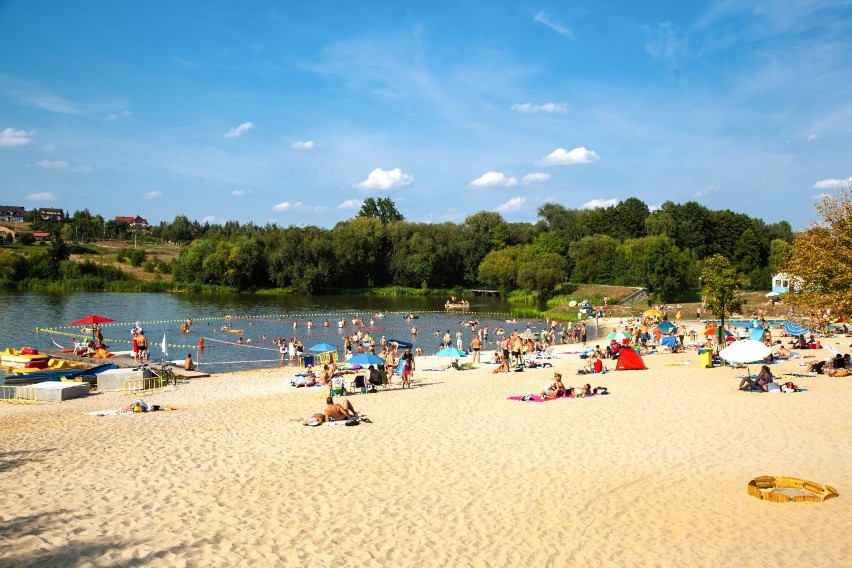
[
  {"left": 0, "top": 206, "right": 25, "bottom": 222},
  {"left": 38, "top": 208, "right": 64, "bottom": 222},
  {"left": 32, "top": 231, "right": 52, "bottom": 242},
  {"left": 115, "top": 215, "right": 149, "bottom": 228},
  {"left": 0, "top": 226, "right": 15, "bottom": 240},
  {"left": 772, "top": 272, "right": 802, "bottom": 294}
]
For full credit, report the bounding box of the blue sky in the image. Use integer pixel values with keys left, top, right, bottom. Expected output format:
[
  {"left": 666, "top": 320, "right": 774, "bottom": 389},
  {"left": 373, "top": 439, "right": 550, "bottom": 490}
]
[{"left": 1, "top": 1, "right": 851, "bottom": 230}]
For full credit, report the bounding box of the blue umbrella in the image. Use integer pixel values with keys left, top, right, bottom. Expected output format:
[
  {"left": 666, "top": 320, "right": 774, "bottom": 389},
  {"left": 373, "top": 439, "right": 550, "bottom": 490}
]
[
  {"left": 436, "top": 347, "right": 467, "bottom": 358},
  {"left": 347, "top": 353, "right": 386, "bottom": 366},
  {"left": 658, "top": 322, "right": 677, "bottom": 334},
  {"left": 309, "top": 342, "right": 337, "bottom": 352}
]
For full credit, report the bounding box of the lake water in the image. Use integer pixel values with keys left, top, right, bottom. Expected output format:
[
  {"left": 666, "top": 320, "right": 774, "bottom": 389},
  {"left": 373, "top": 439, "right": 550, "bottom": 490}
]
[{"left": 0, "top": 291, "right": 519, "bottom": 376}]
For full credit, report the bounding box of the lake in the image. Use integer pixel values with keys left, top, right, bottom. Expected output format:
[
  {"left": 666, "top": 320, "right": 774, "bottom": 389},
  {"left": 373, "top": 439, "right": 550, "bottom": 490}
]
[{"left": 0, "top": 291, "right": 518, "bottom": 376}]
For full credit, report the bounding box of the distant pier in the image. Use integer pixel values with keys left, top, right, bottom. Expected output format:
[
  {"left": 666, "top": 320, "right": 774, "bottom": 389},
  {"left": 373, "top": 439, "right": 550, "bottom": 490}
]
[{"left": 469, "top": 289, "right": 500, "bottom": 297}]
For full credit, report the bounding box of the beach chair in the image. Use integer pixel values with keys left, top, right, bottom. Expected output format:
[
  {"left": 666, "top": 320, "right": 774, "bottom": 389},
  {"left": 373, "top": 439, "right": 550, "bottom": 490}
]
[
  {"left": 536, "top": 346, "right": 556, "bottom": 360},
  {"left": 330, "top": 375, "right": 347, "bottom": 397}
]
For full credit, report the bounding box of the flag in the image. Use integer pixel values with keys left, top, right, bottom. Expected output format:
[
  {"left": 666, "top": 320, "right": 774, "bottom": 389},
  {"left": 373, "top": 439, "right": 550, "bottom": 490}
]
[{"left": 161, "top": 333, "right": 169, "bottom": 360}]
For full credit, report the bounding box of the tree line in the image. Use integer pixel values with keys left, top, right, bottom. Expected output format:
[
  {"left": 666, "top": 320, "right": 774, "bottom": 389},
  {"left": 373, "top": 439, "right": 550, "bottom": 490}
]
[{"left": 4, "top": 197, "right": 793, "bottom": 301}]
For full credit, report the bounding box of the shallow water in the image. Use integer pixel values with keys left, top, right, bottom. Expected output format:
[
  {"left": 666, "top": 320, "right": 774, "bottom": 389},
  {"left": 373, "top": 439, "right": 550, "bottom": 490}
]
[{"left": 0, "top": 291, "right": 521, "bottom": 376}]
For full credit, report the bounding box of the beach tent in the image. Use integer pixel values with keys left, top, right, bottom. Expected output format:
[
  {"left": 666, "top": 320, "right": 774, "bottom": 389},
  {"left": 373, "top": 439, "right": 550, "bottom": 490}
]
[
  {"left": 615, "top": 348, "right": 647, "bottom": 371},
  {"left": 660, "top": 336, "right": 678, "bottom": 349}
]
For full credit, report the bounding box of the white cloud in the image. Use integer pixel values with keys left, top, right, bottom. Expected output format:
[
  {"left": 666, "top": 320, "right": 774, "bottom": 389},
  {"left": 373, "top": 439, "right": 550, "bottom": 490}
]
[
  {"left": 105, "top": 110, "right": 132, "bottom": 121},
  {"left": 36, "top": 159, "right": 70, "bottom": 170},
  {"left": 806, "top": 133, "right": 818, "bottom": 142},
  {"left": 273, "top": 201, "right": 310, "bottom": 212},
  {"left": 811, "top": 192, "right": 830, "bottom": 201},
  {"left": 231, "top": 189, "right": 250, "bottom": 196},
  {"left": 292, "top": 140, "right": 315, "bottom": 150},
  {"left": 470, "top": 171, "right": 518, "bottom": 187},
  {"left": 511, "top": 102, "right": 568, "bottom": 113},
  {"left": 0, "top": 127, "right": 33, "bottom": 146},
  {"left": 34, "top": 159, "right": 90, "bottom": 173},
  {"left": 533, "top": 11, "right": 573, "bottom": 38},
  {"left": 224, "top": 121, "right": 254, "bottom": 138},
  {"left": 540, "top": 146, "right": 600, "bottom": 166},
  {"left": 580, "top": 198, "right": 619, "bottom": 210},
  {"left": 692, "top": 185, "right": 720, "bottom": 198},
  {"left": 355, "top": 167, "right": 414, "bottom": 190},
  {"left": 522, "top": 173, "right": 550, "bottom": 184},
  {"left": 339, "top": 199, "right": 362, "bottom": 209},
  {"left": 813, "top": 177, "right": 852, "bottom": 190},
  {"left": 26, "top": 192, "right": 56, "bottom": 201},
  {"left": 495, "top": 197, "right": 526, "bottom": 212},
  {"left": 202, "top": 215, "right": 216, "bottom": 224},
  {"left": 144, "top": 191, "right": 162, "bottom": 199}
]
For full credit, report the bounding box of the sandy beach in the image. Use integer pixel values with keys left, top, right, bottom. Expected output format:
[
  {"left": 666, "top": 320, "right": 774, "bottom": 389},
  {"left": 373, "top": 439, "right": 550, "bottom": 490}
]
[{"left": 1, "top": 323, "right": 850, "bottom": 567}]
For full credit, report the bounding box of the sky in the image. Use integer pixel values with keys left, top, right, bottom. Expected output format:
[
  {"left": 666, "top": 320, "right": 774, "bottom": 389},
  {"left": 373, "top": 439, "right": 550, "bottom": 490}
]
[{"left": 1, "top": 1, "right": 851, "bottom": 230}]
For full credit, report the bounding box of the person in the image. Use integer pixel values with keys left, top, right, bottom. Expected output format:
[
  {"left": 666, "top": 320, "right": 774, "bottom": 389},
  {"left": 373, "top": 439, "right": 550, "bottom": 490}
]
[
  {"left": 324, "top": 396, "right": 359, "bottom": 422},
  {"left": 739, "top": 365, "right": 774, "bottom": 391},
  {"left": 578, "top": 354, "right": 604, "bottom": 375},
  {"left": 470, "top": 334, "right": 482, "bottom": 363},
  {"left": 132, "top": 332, "right": 140, "bottom": 363},
  {"left": 184, "top": 353, "right": 195, "bottom": 371},
  {"left": 446, "top": 358, "right": 462, "bottom": 370},
  {"left": 577, "top": 384, "right": 592, "bottom": 397},
  {"left": 318, "top": 364, "right": 331, "bottom": 386},
  {"left": 401, "top": 348, "right": 414, "bottom": 388},
  {"left": 542, "top": 373, "right": 567, "bottom": 399},
  {"left": 492, "top": 355, "right": 510, "bottom": 374},
  {"left": 136, "top": 331, "right": 148, "bottom": 362},
  {"left": 368, "top": 365, "right": 383, "bottom": 390}
]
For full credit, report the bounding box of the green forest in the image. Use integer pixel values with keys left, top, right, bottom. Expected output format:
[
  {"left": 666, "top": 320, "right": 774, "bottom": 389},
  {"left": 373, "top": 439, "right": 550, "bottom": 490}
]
[{"left": 0, "top": 197, "right": 792, "bottom": 301}]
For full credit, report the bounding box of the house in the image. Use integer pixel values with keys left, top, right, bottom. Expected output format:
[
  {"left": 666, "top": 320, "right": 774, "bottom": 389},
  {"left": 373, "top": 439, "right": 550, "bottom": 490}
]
[
  {"left": 771, "top": 272, "right": 802, "bottom": 294},
  {"left": 115, "top": 215, "right": 149, "bottom": 228},
  {"left": 0, "top": 206, "right": 25, "bottom": 222},
  {"left": 38, "top": 208, "right": 64, "bottom": 222},
  {"left": 0, "top": 226, "right": 15, "bottom": 240},
  {"left": 32, "top": 231, "right": 52, "bottom": 242}
]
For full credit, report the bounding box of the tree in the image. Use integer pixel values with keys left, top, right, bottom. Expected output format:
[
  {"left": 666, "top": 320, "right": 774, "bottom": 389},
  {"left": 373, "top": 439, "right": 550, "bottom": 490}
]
[
  {"left": 357, "top": 197, "right": 404, "bottom": 225},
  {"left": 786, "top": 183, "right": 852, "bottom": 318},
  {"left": 701, "top": 254, "right": 750, "bottom": 346}
]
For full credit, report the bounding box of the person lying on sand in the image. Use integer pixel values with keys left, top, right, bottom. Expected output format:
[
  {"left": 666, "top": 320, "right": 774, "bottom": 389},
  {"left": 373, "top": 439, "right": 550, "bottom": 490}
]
[{"left": 304, "top": 397, "right": 370, "bottom": 426}]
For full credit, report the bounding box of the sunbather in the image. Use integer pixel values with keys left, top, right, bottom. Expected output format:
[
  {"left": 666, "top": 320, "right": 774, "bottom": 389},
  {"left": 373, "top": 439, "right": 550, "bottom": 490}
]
[
  {"left": 739, "top": 365, "right": 774, "bottom": 391},
  {"left": 492, "top": 355, "right": 510, "bottom": 373},
  {"left": 324, "top": 396, "right": 359, "bottom": 422},
  {"left": 541, "top": 373, "right": 567, "bottom": 399}
]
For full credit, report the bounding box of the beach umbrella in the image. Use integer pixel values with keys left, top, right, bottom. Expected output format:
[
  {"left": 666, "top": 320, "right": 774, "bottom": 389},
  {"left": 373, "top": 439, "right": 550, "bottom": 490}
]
[
  {"left": 748, "top": 328, "right": 765, "bottom": 341},
  {"left": 436, "top": 347, "right": 467, "bottom": 358},
  {"left": 606, "top": 330, "right": 632, "bottom": 342},
  {"left": 347, "top": 353, "right": 385, "bottom": 366},
  {"left": 703, "top": 327, "right": 733, "bottom": 337},
  {"left": 643, "top": 308, "right": 663, "bottom": 317},
  {"left": 308, "top": 343, "right": 337, "bottom": 352},
  {"left": 658, "top": 322, "right": 677, "bottom": 334},
  {"left": 69, "top": 314, "right": 115, "bottom": 326},
  {"left": 765, "top": 291, "right": 780, "bottom": 297},
  {"left": 719, "top": 339, "right": 771, "bottom": 376}
]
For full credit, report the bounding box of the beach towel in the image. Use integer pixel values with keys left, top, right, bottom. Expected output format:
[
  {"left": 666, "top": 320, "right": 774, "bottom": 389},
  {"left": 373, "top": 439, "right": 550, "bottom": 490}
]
[{"left": 508, "top": 389, "right": 607, "bottom": 402}]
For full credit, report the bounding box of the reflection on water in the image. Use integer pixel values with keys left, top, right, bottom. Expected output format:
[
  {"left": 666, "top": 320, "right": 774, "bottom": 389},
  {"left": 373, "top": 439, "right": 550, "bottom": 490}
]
[{"left": 1, "top": 291, "right": 516, "bottom": 375}]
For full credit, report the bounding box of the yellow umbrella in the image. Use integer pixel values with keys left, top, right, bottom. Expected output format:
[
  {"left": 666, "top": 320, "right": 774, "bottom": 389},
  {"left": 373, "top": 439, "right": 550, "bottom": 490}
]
[{"left": 643, "top": 308, "right": 663, "bottom": 317}]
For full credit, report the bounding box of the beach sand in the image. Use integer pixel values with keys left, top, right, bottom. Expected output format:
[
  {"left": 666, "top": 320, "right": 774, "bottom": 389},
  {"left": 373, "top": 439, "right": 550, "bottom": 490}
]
[{"left": 1, "top": 327, "right": 850, "bottom": 567}]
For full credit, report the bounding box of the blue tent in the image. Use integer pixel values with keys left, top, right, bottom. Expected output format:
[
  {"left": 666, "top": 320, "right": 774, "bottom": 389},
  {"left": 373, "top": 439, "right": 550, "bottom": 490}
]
[{"left": 660, "top": 336, "right": 678, "bottom": 348}]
